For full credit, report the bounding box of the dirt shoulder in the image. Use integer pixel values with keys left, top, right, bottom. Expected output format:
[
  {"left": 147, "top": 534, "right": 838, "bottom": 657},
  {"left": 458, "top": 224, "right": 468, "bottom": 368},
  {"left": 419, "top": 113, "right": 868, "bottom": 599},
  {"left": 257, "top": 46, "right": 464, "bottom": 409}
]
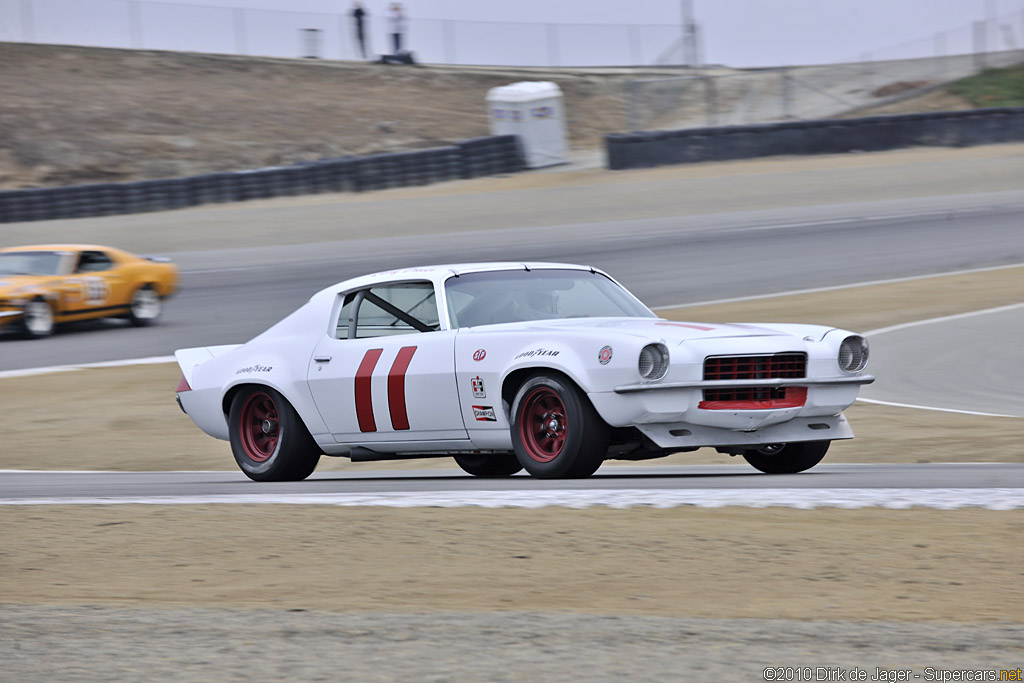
[{"left": 2, "top": 505, "right": 1021, "bottom": 623}]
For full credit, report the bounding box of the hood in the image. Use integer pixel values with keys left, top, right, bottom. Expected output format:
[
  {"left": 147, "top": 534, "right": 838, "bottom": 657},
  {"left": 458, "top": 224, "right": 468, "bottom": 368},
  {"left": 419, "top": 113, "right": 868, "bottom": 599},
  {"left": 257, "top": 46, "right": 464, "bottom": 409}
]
[
  {"left": 485, "top": 317, "right": 793, "bottom": 343},
  {"left": 0, "top": 275, "right": 56, "bottom": 297}
]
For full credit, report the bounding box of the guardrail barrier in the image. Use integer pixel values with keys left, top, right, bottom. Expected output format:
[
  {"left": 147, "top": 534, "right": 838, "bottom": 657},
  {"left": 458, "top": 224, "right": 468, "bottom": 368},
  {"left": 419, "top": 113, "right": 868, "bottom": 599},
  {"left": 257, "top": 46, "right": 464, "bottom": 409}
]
[
  {"left": 605, "top": 107, "right": 1024, "bottom": 170},
  {"left": 0, "top": 135, "right": 523, "bottom": 223}
]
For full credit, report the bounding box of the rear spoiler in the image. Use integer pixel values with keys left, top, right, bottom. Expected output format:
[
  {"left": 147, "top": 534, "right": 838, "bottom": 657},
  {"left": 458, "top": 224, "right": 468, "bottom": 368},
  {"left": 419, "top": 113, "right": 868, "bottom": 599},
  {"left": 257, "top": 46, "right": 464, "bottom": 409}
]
[{"left": 174, "top": 345, "right": 241, "bottom": 384}]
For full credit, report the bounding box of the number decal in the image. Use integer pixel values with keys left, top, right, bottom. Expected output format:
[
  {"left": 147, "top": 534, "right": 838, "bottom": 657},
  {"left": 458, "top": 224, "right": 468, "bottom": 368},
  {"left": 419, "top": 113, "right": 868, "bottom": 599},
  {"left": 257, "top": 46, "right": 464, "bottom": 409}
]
[
  {"left": 82, "top": 276, "right": 110, "bottom": 306},
  {"left": 355, "top": 346, "right": 417, "bottom": 433}
]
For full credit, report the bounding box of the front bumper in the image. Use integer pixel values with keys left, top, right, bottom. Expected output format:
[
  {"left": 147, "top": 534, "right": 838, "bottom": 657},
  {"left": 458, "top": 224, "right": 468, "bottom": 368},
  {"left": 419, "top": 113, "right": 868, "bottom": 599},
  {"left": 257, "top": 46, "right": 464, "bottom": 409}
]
[
  {"left": 591, "top": 374, "right": 874, "bottom": 432},
  {"left": 0, "top": 309, "right": 24, "bottom": 329}
]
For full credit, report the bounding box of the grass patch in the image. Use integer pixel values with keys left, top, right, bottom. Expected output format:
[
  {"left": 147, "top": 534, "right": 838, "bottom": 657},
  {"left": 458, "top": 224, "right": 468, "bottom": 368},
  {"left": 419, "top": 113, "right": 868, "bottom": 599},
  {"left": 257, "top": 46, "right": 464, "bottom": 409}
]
[{"left": 948, "top": 63, "right": 1024, "bottom": 107}]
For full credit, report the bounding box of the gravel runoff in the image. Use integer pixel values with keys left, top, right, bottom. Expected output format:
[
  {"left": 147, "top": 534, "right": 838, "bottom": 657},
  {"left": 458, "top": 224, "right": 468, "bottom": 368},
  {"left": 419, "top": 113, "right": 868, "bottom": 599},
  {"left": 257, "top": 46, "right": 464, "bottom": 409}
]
[{"left": 2, "top": 606, "right": 1021, "bottom": 682}]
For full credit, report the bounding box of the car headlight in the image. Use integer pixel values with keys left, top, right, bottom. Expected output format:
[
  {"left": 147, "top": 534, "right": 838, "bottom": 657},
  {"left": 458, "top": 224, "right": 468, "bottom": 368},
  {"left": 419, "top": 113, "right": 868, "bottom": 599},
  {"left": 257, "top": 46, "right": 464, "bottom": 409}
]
[
  {"left": 838, "top": 335, "right": 869, "bottom": 373},
  {"left": 638, "top": 343, "right": 669, "bottom": 380}
]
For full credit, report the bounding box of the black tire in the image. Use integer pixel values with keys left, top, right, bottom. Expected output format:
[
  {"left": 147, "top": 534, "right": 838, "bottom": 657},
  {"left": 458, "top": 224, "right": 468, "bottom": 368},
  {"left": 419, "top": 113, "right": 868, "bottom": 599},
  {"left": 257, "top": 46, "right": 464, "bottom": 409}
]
[
  {"left": 742, "top": 440, "right": 830, "bottom": 474},
  {"left": 129, "top": 284, "right": 162, "bottom": 326},
  {"left": 21, "top": 297, "right": 55, "bottom": 338},
  {"left": 228, "top": 386, "right": 321, "bottom": 481},
  {"left": 453, "top": 452, "right": 523, "bottom": 477},
  {"left": 510, "top": 374, "right": 609, "bottom": 479}
]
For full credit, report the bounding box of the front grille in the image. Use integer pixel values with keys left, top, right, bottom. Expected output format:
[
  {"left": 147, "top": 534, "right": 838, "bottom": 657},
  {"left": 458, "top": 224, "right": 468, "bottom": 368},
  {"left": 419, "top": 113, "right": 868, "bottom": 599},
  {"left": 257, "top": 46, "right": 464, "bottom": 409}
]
[
  {"left": 701, "top": 353, "right": 807, "bottom": 409},
  {"left": 703, "top": 352, "right": 806, "bottom": 381}
]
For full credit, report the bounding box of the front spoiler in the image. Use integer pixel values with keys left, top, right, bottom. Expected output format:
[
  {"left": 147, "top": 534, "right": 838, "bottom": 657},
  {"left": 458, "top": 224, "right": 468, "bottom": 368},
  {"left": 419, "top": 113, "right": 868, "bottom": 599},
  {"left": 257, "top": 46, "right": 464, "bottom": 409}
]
[{"left": 636, "top": 413, "right": 855, "bottom": 449}]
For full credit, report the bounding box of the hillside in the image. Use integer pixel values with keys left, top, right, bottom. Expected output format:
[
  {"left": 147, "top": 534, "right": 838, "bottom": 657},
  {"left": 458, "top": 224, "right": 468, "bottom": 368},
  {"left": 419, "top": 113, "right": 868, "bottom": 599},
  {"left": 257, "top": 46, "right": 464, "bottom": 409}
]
[
  {"left": 0, "top": 42, "right": 1013, "bottom": 190},
  {"left": 0, "top": 42, "right": 632, "bottom": 189}
]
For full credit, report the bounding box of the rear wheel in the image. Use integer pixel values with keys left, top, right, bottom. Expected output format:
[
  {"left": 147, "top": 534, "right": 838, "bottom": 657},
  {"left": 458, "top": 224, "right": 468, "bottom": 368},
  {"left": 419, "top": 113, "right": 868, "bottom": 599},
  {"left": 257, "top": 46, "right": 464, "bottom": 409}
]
[
  {"left": 742, "top": 440, "right": 830, "bottom": 474},
  {"left": 511, "top": 374, "right": 609, "bottom": 479},
  {"left": 228, "top": 387, "right": 321, "bottom": 481},
  {"left": 22, "top": 298, "right": 54, "bottom": 338},
  {"left": 454, "top": 452, "right": 523, "bottom": 477},
  {"left": 129, "top": 284, "right": 162, "bottom": 326}
]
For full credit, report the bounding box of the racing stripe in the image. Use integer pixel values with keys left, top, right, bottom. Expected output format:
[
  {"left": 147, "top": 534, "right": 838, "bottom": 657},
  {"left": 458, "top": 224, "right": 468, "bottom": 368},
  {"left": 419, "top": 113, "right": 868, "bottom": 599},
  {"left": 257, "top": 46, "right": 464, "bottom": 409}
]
[
  {"left": 387, "top": 346, "right": 417, "bottom": 430},
  {"left": 355, "top": 349, "right": 383, "bottom": 432}
]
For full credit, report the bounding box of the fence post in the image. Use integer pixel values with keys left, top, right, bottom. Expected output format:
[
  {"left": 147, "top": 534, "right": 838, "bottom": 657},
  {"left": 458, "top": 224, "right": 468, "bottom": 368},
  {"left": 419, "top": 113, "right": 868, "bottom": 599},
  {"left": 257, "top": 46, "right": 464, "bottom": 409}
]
[
  {"left": 546, "top": 23, "right": 559, "bottom": 67},
  {"left": 703, "top": 75, "right": 717, "bottom": 126},
  {"left": 625, "top": 80, "right": 638, "bottom": 131},
  {"left": 628, "top": 25, "right": 642, "bottom": 66},
  {"left": 443, "top": 19, "right": 456, "bottom": 64},
  {"left": 20, "top": 0, "right": 35, "bottom": 42},
  {"left": 233, "top": 8, "right": 247, "bottom": 55},
  {"left": 128, "top": 0, "right": 142, "bottom": 48},
  {"left": 302, "top": 28, "right": 322, "bottom": 59},
  {"left": 781, "top": 69, "right": 793, "bottom": 120},
  {"left": 973, "top": 20, "right": 987, "bottom": 71},
  {"left": 934, "top": 31, "right": 946, "bottom": 78}
]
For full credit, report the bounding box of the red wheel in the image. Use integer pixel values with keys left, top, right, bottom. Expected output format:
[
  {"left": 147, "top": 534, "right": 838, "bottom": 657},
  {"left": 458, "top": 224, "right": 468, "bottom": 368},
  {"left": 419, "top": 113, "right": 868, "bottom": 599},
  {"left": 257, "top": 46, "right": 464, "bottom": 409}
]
[
  {"left": 228, "top": 386, "right": 321, "bottom": 481},
  {"left": 510, "top": 374, "right": 609, "bottom": 479},
  {"left": 237, "top": 391, "right": 279, "bottom": 463},
  {"left": 518, "top": 387, "right": 568, "bottom": 463}
]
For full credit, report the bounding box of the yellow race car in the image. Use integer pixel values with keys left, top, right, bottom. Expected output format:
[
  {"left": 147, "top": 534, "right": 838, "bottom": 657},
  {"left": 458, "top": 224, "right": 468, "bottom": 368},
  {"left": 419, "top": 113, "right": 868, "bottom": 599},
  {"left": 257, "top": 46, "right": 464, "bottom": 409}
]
[{"left": 0, "top": 244, "right": 179, "bottom": 338}]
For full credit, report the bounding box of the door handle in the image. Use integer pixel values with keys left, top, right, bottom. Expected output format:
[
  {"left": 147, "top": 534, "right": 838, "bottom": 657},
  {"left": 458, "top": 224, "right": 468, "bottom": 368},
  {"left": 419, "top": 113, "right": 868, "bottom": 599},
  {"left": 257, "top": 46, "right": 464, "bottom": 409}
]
[{"left": 314, "top": 355, "right": 332, "bottom": 363}]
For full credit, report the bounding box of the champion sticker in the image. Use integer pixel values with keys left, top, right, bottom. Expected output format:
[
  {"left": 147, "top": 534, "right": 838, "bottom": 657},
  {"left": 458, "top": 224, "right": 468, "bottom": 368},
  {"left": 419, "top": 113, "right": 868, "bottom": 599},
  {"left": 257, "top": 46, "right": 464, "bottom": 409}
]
[
  {"left": 471, "top": 376, "right": 486, "bottom": 398},
  {"left": 598, "top": 346, "right": 613, "bottom": 365},
  {"left": 472, "top": 405, "right": 497, "bottom": 422},
  {"left": 473, "top": 349, "right": 487, "bottom": 362}
]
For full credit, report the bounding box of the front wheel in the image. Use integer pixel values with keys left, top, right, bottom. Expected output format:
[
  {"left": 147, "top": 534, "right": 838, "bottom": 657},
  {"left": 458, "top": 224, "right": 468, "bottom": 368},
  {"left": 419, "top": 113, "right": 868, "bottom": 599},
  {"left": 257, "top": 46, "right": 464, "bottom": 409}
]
[
  {"left": 742, "top": 440, "right": 830, "bottom": 474},
  {"left": 454, "top": 452, "right": 523, "bottom": 477},
  {"left": 228, "top": 386, "right": 321, "bottom": 481},
  {"left": 22, "top": 298, "right": 55, "bottom": 338},
  {"left": 129, "top": 284, "right": 162, "bottom": 326},
  {"left": 510, "top": 374, "right": 609, "bottom": 479}
]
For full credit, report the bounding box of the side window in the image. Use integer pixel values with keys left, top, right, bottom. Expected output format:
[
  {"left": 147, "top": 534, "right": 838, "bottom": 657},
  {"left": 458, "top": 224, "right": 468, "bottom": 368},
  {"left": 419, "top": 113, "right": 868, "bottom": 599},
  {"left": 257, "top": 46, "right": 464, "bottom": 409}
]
[
  {"left": 76, "top": 251, "right": 113, "bottom": 273},
  {"left": 334, "top": 293, "right": 357, "bottom": 339},
  {"left": 334, "top": 282, "right": 440, "bottom": 340}
]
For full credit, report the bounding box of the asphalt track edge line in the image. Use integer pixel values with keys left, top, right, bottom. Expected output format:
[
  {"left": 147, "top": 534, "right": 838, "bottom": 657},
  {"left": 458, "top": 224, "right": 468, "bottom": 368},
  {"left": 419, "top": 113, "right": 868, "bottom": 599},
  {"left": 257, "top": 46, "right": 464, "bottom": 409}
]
[{"left": 0, "top": 488, "right": 1020, "bottom": 509}]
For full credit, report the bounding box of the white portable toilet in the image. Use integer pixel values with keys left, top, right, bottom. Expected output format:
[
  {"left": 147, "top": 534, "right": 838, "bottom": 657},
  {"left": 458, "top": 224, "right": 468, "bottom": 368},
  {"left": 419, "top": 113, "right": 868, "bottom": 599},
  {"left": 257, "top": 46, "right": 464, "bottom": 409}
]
[{"left": 486, "top": 81, "right": 568, "bottom": 168}]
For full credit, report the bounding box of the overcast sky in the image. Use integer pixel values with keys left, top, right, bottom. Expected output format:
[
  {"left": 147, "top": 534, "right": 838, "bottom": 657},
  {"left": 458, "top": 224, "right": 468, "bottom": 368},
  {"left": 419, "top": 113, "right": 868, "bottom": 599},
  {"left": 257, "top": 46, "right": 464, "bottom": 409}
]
[
  {"left": 8, "top": 0, "right": 1024, "bottom": 66},
  {"left": 143, "top": 0, "right": 1024, "bottom": 64}
]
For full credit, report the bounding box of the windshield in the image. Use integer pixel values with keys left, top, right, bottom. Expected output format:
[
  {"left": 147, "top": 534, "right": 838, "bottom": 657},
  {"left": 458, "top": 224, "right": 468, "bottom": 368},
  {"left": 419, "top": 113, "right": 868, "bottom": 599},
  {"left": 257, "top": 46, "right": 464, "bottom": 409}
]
[
  {"left": 0, "top": 251, "right": 65, "bottom": 276},
  {"left": 445, "top": 269, "right": 655, "bottom": 328}
]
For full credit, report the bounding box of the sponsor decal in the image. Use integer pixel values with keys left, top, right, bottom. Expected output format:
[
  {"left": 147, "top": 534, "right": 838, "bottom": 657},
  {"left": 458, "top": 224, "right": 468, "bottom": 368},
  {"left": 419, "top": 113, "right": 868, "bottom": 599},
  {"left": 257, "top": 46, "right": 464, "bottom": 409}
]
[
  {"left": 515, "top": 348, "right": 560, "bottom": 360},
  {"left": 531, "top": 105, "right": 555, "bottom": 118},
  {"left": 598, "top": 346, "right": 613, "bottom": 365},
  {"left": 472, "top": 349, "right": 487, "bottom": 362},
  {"left": 471, "top": 375, "right": 486, "bottom": 398},
  {"left": 472, "top": 405, "right": 498, "bottom": 422},
  {"left": 236, "top": 364, "right": 273, "bottom": 374}
]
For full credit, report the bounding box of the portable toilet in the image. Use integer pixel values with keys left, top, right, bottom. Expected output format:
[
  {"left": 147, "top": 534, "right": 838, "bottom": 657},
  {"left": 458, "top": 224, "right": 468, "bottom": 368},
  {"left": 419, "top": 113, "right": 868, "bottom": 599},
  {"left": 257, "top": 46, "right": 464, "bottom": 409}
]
[{"left": 486, "top": 81, "right": 568, "bottom": 168}]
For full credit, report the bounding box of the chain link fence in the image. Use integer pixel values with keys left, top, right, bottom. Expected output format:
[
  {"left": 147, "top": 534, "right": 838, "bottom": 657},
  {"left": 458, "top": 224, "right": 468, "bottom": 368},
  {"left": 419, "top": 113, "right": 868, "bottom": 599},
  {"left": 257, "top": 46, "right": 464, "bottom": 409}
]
[{"left": 627, "top": 10, "right": 1024, "bottom": 131}]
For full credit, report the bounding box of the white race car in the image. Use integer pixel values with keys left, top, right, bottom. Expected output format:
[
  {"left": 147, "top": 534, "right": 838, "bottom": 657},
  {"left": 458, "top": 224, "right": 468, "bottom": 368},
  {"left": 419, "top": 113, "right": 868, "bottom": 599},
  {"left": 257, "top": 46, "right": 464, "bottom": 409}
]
[{"left": 175, "top": 263, "right": 873, "bottom": 481}]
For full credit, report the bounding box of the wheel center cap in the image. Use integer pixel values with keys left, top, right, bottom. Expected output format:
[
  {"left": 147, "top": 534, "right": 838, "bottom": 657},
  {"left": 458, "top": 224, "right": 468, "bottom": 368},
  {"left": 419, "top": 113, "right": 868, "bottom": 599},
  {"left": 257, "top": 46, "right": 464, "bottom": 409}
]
[
  {"left": 262, "top": 420, "right": 274, "bottom": 434},
  {"left": 546, "top": 418, "right": 560, "bottom": 433}
]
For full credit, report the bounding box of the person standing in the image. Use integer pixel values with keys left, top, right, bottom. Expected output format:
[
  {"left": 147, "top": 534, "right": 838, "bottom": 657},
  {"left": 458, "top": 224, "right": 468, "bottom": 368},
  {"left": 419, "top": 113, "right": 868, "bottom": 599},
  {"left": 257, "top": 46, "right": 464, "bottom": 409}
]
[
  {"left": 351, "top": 2, "right": 368, "bottom": 59},
  {"left": 387, "top": 2, "right": 406, "bottom": 55}
]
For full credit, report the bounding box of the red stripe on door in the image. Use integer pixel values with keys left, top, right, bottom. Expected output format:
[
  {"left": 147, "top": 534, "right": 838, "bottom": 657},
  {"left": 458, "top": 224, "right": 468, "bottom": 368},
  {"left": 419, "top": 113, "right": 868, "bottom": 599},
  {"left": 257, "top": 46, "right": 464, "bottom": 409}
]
[
  {"left": 355, "top": 348, "right": 383, "bottom": 432},
  {"left": 387, "top": 346, "right": 417, "bottom": 430}
]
